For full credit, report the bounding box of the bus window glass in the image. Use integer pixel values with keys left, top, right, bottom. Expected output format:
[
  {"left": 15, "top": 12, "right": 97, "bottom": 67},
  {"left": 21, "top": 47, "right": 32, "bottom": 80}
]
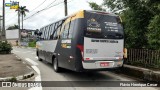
[
  {"left": 61, "top": 23, "right": 69, "bottom": 39},
  {"left": 48, "top": 25, "right": 52, "bottom": 40},
  {"left": 53, "top": 23, "right": 58, "bottom": 39},
  {"left": 50, "top": 24, "right": 55, "bottom": 40},
  {"left": 85, "top": 12, "right": 124, "bottom": 39},
  {"left": 41, "top": 28, "right": 45, "bottom": 40},
  {"left": 45, "top": 26, "right": 49, "bottom": 40},
  {"left": 68, "top": 21, "right": 74, "bottom": 38}
]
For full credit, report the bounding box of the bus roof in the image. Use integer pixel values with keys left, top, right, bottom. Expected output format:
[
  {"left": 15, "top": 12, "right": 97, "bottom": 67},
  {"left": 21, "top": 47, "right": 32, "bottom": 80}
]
[{"left": 40, "top": 10, "right": 118, "bottom": 29}]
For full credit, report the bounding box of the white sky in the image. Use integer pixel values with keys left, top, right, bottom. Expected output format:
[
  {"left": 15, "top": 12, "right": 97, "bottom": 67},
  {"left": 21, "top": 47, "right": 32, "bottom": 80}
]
[{"left": 0, "top": 0, "right": 103, "bottom": 30}]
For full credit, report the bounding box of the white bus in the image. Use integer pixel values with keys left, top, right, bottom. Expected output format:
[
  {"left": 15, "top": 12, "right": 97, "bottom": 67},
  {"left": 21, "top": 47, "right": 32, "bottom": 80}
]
[{"left": 36, "top": 10, "right": 125, "bottom": 72}]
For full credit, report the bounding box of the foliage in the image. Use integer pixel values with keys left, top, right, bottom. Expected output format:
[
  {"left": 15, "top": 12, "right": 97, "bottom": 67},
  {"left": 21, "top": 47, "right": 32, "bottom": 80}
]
[
  {"left": 16, "top": 6, "right": 29, "bottom": 30},
  {"left": 88, "top": 0, "right": 160, "bottom": 50},
  {"left": 0, "top": 41, "right": 12, "bottom": 54},
  {"left": 16, "top": 6, "right": 29, "bottom": 16},
  {"left": 7, "top": 25, "right": 19, "bottom": 30},
  {"left": 28, "top": 40, "right": 36, "bottom": 47},
  {"left": 147, "top": 14, "right": 160, "bottom": 49},
  {"left": 9, "top": 77, "right": 17, "bottom": 82},
  {"left": 88, "top": 2, "right": 105, "bottom": 11}
]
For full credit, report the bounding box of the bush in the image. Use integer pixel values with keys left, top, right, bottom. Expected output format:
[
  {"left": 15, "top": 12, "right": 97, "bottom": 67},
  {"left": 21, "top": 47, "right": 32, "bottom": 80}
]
[
  {"left": 0, "top": 41, "right": 12, "bottom": 54},
  {"left": 28, "top": 41, "right": 36, "bottom": 47}
]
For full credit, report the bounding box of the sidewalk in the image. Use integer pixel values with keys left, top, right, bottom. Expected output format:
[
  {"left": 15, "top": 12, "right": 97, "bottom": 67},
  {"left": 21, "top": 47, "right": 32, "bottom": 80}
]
[
  {"left": 0, "top": 54, "right": 34, "bottom": 81},
  {"left": 121, "top": 64, "right": 160, "bottom": 81}
]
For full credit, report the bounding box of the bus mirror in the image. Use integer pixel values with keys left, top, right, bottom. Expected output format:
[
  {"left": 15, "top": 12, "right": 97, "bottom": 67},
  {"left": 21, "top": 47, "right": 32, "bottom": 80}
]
[
  {"left": 39, "top": 32, "right": 42, "bottom": 36},
  {"left": 34, "top": 30, "right": 38, "bottom": 35}
]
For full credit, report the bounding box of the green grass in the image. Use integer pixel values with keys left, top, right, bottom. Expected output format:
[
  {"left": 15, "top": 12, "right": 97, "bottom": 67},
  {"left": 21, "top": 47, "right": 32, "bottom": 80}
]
[{"left": 28, "top": 41, "right": 36, "bottom": 47}]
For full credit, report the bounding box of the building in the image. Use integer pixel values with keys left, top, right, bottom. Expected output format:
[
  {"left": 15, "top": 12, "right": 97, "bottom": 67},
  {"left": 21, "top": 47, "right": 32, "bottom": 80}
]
[{"left": 6, "top": 29, "right": 36, "bottom": 46}]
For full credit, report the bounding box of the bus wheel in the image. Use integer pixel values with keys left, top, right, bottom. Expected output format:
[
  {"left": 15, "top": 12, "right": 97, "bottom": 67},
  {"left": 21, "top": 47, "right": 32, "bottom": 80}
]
[
  {"left": 53, "top": 58, "right": 59, "bottom": 72},
  {"left": 38, "top": 57, "right": 43, "bottom": 61}
]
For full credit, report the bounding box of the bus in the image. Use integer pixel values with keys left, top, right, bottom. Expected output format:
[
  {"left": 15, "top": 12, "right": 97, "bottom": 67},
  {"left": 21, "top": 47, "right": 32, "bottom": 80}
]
[{"left": 36, "top": 10, "right": 125, "bottom": 72}]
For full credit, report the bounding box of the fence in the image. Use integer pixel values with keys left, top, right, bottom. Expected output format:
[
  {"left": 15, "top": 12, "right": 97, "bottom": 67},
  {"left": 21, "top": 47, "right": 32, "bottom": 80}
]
[{"left": 124, "top": 49, "right": 160, "bottom": 69}]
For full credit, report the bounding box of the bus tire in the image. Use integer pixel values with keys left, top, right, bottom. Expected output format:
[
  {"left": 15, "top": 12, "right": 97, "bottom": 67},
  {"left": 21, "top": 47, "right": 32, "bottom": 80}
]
[
  {"left": 37, "top": 52, "right": 42, "bottom": 61},
  {"left": 53, "top": 57, "right": 60, "bottom": 72},
  {"left": 38, "top": 56, "right": 43, "bottom": 61}
]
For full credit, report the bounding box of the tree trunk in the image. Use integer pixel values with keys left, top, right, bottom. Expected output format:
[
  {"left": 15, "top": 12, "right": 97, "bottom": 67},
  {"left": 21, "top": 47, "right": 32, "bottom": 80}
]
[{"left": 22, "top": 15, "right": 23, "bottom": 30}]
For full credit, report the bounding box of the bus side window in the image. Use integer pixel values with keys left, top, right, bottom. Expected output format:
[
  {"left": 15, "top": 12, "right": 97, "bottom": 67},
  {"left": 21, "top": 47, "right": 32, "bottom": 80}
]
[
  {"left": 41, "top": 28, "right": 45, "bottom": 40},
  {"left": 48, "top": 25, "right": 52, "bottom": 40},
  {"left": 44, "top": 27, "right": 48, "bottom": 40},
  {"left": 61, "top": 23, "right": 69, "bottom": 39},
  {"left": 50, "top": 24, "right": 55, "bottom": 40},
  {"left": 53, "top": 23, "right": 59, "bottom": 39},
  {"left": 56, "top": 24, "right": 62, "bottom": 39},
  {"left": 68, "top": 21, "right": 74, "bottom": 38},
  {"left": 60, "top": 17, "right": 73, "bottom": 39}
]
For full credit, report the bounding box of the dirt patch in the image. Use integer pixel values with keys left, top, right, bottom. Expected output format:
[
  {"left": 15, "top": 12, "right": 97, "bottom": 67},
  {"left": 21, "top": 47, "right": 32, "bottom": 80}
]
[{"left": 0, "top": 54, "right": 32, "bottom": 78}]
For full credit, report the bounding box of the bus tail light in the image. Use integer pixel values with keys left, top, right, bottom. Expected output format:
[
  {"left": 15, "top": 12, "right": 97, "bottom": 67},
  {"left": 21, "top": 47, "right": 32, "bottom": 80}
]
[
  {"left": 85, "top": 58, "right": 90, "bottom": 60},
  {"left": 123, "top": 48, "right": 127, "bottom": 58},
  {"left": 76, "top": 44, "right": 84, "bottom": 61}
]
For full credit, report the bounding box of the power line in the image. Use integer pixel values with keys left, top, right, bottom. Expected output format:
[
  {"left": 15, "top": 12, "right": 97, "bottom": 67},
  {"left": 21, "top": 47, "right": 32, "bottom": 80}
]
[
  {"left": 45, "top": 0, "right": 57, "bottom": 8},
  {"left": 6, "top": 13, "right": 18, "bottom": 22},
  {"left": 30, "top": 0, "right": 48, "bottom": 12},
  {"left": 24, "top": 1, "right": 64, "bottom": 21},
  {"left": 24, "top": 0, "right": 58, "bottom": 21},
  {"left": 24, "top": 0, "right": 73, "bottom": 21}
]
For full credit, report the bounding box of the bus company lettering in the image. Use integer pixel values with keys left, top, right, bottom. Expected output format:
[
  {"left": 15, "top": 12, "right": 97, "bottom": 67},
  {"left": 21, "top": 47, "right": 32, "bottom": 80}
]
[
  {"left": 87, "top": 18, "right": 102, "bottom": 33},
  {"left": 61, "top": 40, "right": 71, "bottom": 44},
  {"left": 91, "top": 39, "right": 118, "bottom": 43},
  {"left": 87, "top": 27, "right": 101, "bottom": 33},
  {"left": 104, "top": 22, "right": 118, "bottom": 27}
]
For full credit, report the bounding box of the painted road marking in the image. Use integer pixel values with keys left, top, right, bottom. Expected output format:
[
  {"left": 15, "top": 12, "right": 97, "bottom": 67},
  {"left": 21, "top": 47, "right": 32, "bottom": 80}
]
[
  {"left": 29, "top": 66, "right": 42, "bottom": 90},
  {"left": 32, "top": 66, "right": 40, "bottom": 75},
  {"left": 35, "top": 57, "right": 38, "bottom": 59},
  {"left": 25, "top": 58, "right": 38, "bottom": 66}
]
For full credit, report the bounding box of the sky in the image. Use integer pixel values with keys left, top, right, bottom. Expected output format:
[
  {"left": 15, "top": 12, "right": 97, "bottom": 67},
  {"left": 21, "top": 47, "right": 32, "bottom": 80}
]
[{"left": 0, "top": 0, "right": 103, "bottom": 30}]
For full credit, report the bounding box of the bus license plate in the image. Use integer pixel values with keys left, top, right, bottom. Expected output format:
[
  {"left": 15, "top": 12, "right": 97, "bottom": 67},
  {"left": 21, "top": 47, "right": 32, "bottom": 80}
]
[{"left": 100, "top": 62, "right": 109, "bottom": 67}]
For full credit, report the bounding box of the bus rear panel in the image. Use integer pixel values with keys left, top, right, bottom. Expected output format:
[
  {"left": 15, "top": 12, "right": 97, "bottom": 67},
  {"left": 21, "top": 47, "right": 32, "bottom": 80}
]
[{"left": 75, "top": 10, "right": 124, "bottom": 71}]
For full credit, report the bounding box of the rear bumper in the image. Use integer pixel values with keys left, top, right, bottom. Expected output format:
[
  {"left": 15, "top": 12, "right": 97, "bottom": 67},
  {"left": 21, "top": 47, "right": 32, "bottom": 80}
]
[{"left": 82, "top": 60, "right": 123, "bottom": 69}]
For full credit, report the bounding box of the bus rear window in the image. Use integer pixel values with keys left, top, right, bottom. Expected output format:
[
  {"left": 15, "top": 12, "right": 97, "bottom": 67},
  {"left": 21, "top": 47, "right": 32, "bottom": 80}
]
[{"left": 84, "top": 12, "right": 124, "bottom": 39}]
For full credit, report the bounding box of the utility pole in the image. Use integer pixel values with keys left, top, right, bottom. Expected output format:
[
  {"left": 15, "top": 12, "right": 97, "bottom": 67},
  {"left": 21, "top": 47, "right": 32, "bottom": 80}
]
[
  {"left": 64, "top": 0, "right": 68, "bottom": 16},
  {"left": 2, "top": 0, "right": 6, "bottom": 40},
  {"left": 0, "top": 15, "right": 2, "bottom": 40},
  {"left": 0, "top": 16, "right": 2, "bottom": 32}
]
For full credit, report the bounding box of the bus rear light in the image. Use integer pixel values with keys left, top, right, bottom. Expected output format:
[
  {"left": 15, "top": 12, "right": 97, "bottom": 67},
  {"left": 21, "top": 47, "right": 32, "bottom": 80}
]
[
  {"left": 77, "top": 44, "right": 84, "bottom": 52},
  {"left": 85, "top": 58, "right": 90, "bottom": 60},
  {"left": 76, "top": 44, "right": 84, "bottom": 61},
  {"left": 123, "top": 48, "right": 127, "bottom": 58}
]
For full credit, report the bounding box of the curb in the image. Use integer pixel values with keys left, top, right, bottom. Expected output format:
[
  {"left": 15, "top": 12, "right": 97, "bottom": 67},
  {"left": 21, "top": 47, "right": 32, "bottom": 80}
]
[
  {"left": 122, "top": 64, "right": 160, "bottom": 81},
  {"left": 0, "top": 55, "right": 36, "bottom": 81},
  {"left": 0, "top": 71, "right": 35, "bottom": 81}
]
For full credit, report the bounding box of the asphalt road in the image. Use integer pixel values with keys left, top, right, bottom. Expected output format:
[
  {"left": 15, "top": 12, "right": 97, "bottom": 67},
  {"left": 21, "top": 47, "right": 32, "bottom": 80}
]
[{"left": 1, "top": 47, "right": 158, "bottom": 90}]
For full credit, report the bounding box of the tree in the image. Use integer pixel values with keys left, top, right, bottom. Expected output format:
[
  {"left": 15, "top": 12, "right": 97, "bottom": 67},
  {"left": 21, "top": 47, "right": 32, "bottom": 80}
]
[
  {"left": 88, "top": 0, "right": 160, "bottom": 49},
  {"left": 7, "top": 25, "right": 19, "bottom": 30},
  {"left": 16, "top": 6, "right": 29, "bottom": 30},
  {"left": 88, "top": 2, "right": 105, "bottom": 11}
]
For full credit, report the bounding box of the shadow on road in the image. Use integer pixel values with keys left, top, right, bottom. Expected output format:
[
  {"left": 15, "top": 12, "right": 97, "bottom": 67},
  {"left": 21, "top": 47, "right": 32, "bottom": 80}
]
[{"left": 40, "top": 60, "right": 121, "bottom": 82}]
